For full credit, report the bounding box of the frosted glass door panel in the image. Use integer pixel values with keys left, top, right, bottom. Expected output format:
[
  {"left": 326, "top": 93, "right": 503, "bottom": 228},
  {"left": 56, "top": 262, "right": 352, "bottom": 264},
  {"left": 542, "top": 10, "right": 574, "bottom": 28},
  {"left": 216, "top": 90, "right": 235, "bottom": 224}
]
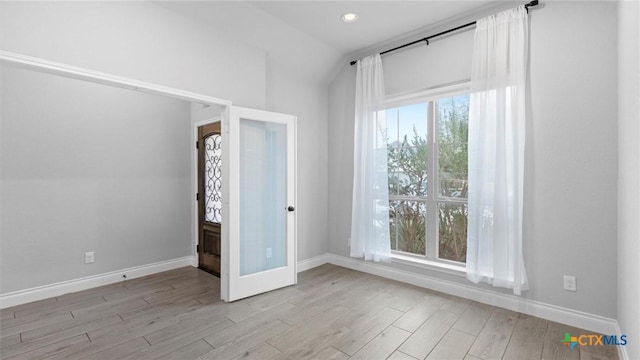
[
  {"left": 223, "top": 105, "right": 296, "bottom": 302},
  {"left": 239, "top": 119, "right": 287, "bottom": 276}
]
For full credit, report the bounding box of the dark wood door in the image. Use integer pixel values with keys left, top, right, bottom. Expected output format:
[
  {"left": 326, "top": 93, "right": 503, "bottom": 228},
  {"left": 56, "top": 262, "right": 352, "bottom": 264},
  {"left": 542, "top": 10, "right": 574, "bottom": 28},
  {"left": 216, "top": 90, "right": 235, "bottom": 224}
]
[{"left": 197, "top": 122, "right": 222, "bottom": 276}]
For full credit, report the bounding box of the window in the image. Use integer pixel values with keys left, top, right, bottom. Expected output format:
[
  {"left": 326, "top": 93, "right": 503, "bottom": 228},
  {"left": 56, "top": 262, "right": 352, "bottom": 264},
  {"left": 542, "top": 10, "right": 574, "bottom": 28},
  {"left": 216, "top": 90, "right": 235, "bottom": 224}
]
[
  {"left": 204, "top": 133, "right": 222, "bottom": 223},
  {"left": 386, "top": 87, "right": 469, "bottom": 264}
]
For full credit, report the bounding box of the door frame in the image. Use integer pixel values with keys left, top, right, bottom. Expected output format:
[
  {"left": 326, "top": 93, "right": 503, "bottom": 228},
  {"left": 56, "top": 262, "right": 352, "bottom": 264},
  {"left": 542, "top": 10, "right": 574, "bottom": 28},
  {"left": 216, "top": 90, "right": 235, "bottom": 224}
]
[
  {"left": 0, "top": 51, "right": 232, "bottom": 107},
  {"left": 2, "top": 51, "right": 298, "bottom": 303}
]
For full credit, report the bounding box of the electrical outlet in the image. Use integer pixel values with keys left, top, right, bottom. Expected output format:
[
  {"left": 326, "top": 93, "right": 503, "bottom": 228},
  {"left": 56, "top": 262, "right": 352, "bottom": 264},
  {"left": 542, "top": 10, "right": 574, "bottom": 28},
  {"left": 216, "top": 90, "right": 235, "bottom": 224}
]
[
  {"left": 563, "top": 275, "right": 576, "bottom": 291},
  {"left": 266, "top": 248, "right": 272, "bottom": 259},
  {"left": 85, "top": 251, "right": 95, "bottom": 264}
]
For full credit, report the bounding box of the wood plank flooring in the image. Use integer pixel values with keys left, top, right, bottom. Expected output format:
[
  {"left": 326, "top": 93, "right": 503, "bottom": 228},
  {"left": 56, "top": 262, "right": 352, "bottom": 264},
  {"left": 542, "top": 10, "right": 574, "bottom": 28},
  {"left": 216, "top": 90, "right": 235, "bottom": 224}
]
[{"left": 0, "top": 264, "right": 618, "bottom": 360}]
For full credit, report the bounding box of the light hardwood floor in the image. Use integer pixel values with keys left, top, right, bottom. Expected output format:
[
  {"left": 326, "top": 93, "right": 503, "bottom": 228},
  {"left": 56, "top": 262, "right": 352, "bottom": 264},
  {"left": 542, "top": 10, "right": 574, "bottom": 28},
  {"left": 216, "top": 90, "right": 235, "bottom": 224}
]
[{"left": 0, "top": 264, "right": 618, "bottom": 360}]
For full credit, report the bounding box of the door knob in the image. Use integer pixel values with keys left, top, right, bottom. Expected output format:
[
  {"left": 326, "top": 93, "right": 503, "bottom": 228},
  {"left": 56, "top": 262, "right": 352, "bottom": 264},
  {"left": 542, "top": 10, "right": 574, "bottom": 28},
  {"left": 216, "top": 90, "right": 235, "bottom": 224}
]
[{"left": 287, "top": 206, "right": 295, "bottom": 212}]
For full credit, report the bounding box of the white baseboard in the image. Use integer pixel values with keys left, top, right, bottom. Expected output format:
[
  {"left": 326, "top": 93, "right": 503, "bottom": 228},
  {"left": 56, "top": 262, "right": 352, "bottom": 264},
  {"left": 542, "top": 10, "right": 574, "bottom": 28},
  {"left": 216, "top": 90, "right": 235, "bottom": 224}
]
[
  {"left": 0, "top": 256, "right": 195, "bottom": 309},
  {"left": 297, "top": 254, "right": 328, "bottom": 272},
  {"left": 1, "top": 253, "right": 327, "bottom": 309},
  {"left": 1, "top": 250, "right": 626, "bottom": 353},
  {"left": 326, "top": 253, "right": 621, "bottom": 336}
]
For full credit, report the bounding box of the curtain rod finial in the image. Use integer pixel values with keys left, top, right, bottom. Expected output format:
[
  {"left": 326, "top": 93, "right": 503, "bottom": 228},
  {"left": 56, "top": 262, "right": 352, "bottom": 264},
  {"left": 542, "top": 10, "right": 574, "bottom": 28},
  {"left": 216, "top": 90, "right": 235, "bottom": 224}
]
[{"left": 525, "top": 0, "right": 539, "bottom": 12}]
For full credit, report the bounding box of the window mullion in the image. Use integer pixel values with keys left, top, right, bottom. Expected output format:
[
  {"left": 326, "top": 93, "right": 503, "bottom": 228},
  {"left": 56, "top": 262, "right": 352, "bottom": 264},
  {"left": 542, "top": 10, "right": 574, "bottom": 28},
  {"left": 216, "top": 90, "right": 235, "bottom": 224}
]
[
  {"left": 426, "top": 101, "right": 438, "bottom": 260},
  {"left": 394, "top": 109, "right": 400, "bottom": 251}
]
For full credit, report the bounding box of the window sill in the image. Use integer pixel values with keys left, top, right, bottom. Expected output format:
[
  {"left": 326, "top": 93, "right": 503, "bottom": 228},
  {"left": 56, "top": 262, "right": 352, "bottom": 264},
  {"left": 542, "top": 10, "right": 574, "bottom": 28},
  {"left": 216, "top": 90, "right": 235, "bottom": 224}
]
[{"left": 391, "top": 253, "right": 467, "bottom": 277}]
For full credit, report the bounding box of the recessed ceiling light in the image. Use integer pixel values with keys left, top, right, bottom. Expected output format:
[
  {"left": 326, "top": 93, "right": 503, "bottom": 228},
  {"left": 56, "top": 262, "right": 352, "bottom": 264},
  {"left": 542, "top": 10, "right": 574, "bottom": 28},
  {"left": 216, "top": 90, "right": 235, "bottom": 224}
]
[{"left": 341, "top": 13, "right": 358, "bottom": 23}]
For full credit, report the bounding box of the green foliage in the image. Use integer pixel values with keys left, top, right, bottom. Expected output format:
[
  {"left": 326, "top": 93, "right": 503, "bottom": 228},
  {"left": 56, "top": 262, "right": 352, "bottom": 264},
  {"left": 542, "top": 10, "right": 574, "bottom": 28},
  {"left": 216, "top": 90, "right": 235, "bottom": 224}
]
[
  {"left": 387, "top": 127, "right": 428, "bottom": 255},
  {"left": 438, "top": 204, "right": 468, "bottom": 263},
  {"left": 389, "top": 202, "right": 426, "bottom": 254},
  {"left": 387, "top": 129, "right": 428, "bottom": 197},
  {"left": 437, "top": 97, "right": 469, "bottom": 262},
  {"left": 387, "top": 96, "right": 469, "bottom": 262},
  {"left": 438, "top": 97, "right": 469, "bottom": 198}
]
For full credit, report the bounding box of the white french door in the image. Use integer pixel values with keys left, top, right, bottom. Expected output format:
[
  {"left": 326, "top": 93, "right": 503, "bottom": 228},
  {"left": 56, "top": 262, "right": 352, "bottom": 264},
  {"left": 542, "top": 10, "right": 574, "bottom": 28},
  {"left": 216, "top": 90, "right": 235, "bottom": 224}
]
[{"left": 221, "top": 106, "right": 296, "bottom": 302}]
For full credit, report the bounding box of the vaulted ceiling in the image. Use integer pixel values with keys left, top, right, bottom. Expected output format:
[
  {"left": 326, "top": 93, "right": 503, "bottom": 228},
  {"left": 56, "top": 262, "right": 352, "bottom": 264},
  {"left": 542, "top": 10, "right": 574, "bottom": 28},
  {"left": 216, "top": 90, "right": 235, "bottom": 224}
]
[{"left": 158, "top": 1, "right": 503, "bottom": 85}]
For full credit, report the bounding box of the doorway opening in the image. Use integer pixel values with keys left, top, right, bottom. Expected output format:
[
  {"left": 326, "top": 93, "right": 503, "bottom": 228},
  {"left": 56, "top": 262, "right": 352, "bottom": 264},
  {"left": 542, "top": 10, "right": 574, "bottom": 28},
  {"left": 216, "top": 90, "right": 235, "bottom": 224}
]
[
  {"left": 1, "top": 51, "right": 297, "bottom": 304},
  {"left": 197, "top": 122, "right": 222, "bottom": 276}
]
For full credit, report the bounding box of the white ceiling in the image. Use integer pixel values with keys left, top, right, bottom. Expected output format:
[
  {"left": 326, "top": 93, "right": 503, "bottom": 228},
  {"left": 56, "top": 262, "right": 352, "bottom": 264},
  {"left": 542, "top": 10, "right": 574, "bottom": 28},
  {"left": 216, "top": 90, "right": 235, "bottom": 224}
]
[
  {"left": 248, "top": 1, "right": 497, "bottom": 54},
  {"left": 158, "top": 1, "right": 503, "bottom": 85}
]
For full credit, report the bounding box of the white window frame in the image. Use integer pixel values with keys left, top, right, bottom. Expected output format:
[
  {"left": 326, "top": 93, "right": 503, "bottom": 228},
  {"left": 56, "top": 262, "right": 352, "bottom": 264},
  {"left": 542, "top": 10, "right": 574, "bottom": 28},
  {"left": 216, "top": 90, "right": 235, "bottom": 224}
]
[{"left": 385, "top": 82, "right": 470, "bottom": 275}]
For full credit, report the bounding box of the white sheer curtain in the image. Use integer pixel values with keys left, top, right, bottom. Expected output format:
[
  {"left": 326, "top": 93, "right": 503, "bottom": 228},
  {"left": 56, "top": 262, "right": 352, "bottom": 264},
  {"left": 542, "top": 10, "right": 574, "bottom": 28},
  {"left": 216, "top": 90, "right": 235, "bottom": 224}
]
[
  {"left": 350, "top": 54, "right": 391, "bottom": 262},
  {"left": 466, "top": 6, "right": 529, "bottom": 295}
]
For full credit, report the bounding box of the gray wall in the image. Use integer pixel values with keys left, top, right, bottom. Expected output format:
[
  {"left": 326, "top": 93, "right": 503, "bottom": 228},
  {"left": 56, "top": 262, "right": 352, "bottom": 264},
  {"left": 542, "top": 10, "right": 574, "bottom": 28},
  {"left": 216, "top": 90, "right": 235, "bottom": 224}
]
[
  {"left": 617, "top": 1, "right": 640, "bottom": 358},
  {"left": 328, "top": 1, "right": 619, "bottom": 318},
  {"left": 0, "top": 1, "right": 266, "bottom": 109},
  {"left": 0, "top": 66, "right": 191, "bottom": 293},
  {"left": 0, "top": 1, "right": 329, "bottom": 295},
  {"left": 266, "top": 61, "right": 329, "bottom": 261},
  {"left": 0, "top": 1, "right": 266, "bottom": 295}
]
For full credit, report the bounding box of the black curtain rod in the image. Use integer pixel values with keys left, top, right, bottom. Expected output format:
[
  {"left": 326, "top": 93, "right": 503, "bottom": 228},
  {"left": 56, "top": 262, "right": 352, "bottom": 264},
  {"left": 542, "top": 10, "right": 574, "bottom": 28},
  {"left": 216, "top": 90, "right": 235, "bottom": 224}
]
[{"left": 349, "top": 0, "right": 539, "bottom": 66}]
